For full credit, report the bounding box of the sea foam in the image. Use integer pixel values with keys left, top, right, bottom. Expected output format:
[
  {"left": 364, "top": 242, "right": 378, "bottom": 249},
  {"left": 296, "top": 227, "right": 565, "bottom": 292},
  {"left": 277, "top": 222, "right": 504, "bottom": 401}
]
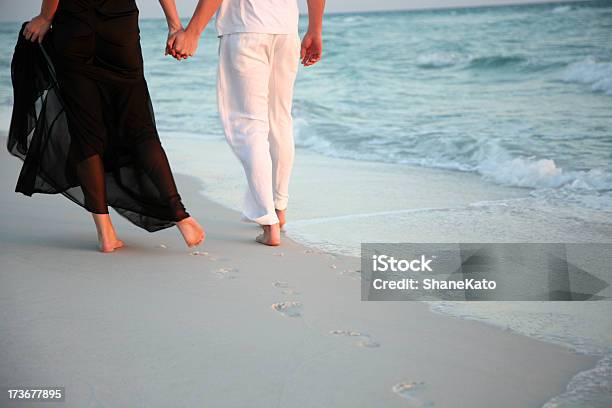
[
  {"left": 476, "top": 154, "right": 612, "bottom": 191},
  {"left": 416, "top": 52, "right": 464, "bottom": 68},
  {"left": 552, "top": 5, "right": 572, "bottom": 13},
  {"left": 563, "top": 57, "right": 612, "bottom": 96}
]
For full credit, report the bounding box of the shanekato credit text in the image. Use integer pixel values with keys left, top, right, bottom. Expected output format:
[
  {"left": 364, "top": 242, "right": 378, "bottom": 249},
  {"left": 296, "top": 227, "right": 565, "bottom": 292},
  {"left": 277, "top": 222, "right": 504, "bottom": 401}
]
[{"left": 370, "top": 255, "right": 497, "bottom": 291}]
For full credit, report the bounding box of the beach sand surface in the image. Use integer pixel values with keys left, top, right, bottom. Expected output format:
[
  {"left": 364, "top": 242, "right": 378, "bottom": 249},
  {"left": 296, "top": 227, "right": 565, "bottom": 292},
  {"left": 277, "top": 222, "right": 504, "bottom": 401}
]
[{"left": 0, "top": 137, "right": 596, "bottom": 408}]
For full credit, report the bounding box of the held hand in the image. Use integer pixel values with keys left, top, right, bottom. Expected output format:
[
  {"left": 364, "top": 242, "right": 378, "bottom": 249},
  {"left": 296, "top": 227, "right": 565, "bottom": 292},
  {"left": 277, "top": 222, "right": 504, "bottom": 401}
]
[
  {"left": 24, "top": 14, "right": 52, "bottom": 44},
  {"left": 300, "top": 30, "right": 322, "bottom": 67},
  {"left": 172, "top": 29, "right": 200, "bottom": 60},
  {"left": 165, "top": 28, "right": 189, "bottom": 60}
]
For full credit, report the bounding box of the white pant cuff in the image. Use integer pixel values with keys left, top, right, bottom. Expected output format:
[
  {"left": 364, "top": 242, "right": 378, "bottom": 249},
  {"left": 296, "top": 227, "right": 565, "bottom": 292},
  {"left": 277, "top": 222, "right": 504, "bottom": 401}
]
[
  {"left": 274, "top": 199, "right": 288, "bottom": 211},
  {"left": 244, "top": 212, "right": 280, "bottom": 226}
]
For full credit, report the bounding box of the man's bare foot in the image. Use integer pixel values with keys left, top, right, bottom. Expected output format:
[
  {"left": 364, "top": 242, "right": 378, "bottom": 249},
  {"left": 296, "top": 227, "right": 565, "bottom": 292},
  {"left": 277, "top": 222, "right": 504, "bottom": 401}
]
[
  {"left": 177, "top": 217, "right": 205, "bottom": 247},
  {"left": 276, "top": 209, "right": 286, "bottom": 230},
  {"left": 256, "top": 223, "right": 281, "bottom": 246},
  {"left": 92, "top": 213, "right": 124, "bottom": 253}
]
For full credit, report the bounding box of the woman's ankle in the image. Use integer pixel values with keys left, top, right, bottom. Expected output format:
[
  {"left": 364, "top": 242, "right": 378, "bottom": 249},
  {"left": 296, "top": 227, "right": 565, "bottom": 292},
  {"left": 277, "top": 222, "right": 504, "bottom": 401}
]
[{"left": 91, "top": 213, "right": 115, "bottom": 234}]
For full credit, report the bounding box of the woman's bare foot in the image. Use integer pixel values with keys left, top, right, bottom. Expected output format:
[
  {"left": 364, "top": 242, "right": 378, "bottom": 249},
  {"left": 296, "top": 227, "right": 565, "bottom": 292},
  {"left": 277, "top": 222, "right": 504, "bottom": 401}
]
[
  {"left": 256, "top": 223, "right": 281, "bottom": 246},
  {"left": 276, "top": 209, "right": 286, "bottom": 230},
  {"left": 177, "top": 217, "right": 205, "bottom": 247},
  {"left": 92, "top": 213, "right": 124, "bottom": 253}
]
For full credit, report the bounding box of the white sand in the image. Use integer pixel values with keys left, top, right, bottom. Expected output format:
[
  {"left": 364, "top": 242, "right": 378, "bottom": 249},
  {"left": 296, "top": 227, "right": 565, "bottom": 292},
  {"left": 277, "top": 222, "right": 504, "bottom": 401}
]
[{"left": 0, "top": 138, "right": 596, "bottom": 407}]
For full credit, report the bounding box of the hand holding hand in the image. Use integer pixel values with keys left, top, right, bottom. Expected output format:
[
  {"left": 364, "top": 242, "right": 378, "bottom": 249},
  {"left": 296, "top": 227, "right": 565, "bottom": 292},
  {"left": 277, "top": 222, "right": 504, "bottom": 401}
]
[
  {"left": 166, "top": 27, "right": 188, "bottom": 60},
  {"left": 300, "top": 30, "right": 322, "bottom": 67},
  {"left": 171, "top": 29, "right": 200, "bottom": 60},
  {"left": 24, "top": 14, "right": 52, "bottom": 44}
]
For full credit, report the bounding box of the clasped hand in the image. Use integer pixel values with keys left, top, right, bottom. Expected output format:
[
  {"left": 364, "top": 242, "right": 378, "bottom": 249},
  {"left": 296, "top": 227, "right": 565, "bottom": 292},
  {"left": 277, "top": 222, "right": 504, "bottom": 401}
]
[
  {"left": 165, "top": 29, "right": 323, "bottom": 67},
  {"left": 165, "top": 28, "right": 199, "bottom": 61}
]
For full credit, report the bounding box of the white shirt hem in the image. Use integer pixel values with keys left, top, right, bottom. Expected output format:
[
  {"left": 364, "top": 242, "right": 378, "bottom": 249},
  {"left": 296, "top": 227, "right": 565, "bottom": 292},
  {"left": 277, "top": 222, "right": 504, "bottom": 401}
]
[{"left": 217, "top": 25, "right": 298, "bottom": 37}]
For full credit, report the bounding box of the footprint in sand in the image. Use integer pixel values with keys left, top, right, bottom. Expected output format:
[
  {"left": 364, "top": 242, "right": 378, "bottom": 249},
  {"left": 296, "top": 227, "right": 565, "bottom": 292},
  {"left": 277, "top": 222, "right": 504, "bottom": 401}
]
[
  {"left": 271, "top": 301, "right": 302, "bottom": 317},
  {"left": 354, "top": 337, "right": 380, "bottom": 348},
  {"left": 191, "top": 251, "right": 232, "bottom": 264},
  {"left": 273, "top": 281, "right": 301, "bottom": 295},
  {"left": 213, "top": 267, "right": 239, "bottom": 279},
  {"left": 329, "top": 330, "right": 380, "bottom": 348},
  {"left": 272, "top": 252, "right": 285, "bottom": 257},
  {"left": 392, "top": 382, "right": 433, "bottom": 407},
  {"left": 329, "top": 329, "right": 362, "bottom": 337},
  {"left": 191, "top": 251, "right": 230, "bottom": 262}
]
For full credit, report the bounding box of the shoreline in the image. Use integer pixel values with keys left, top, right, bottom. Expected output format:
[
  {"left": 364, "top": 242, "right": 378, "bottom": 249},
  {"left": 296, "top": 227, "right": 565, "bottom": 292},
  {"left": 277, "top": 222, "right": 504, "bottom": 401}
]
[
  {"left": 0, "top": 134, "right": 599, "bottom": 407},
  {"left": 161, "top": 135, "right": 612, "bottom": 257}
]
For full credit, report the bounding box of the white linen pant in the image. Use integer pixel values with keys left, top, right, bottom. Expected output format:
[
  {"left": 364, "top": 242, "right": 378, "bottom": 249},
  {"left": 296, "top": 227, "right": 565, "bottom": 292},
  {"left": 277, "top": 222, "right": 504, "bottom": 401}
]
[{"left": 217, "top": 32, "right": 300, "bottom": 225}]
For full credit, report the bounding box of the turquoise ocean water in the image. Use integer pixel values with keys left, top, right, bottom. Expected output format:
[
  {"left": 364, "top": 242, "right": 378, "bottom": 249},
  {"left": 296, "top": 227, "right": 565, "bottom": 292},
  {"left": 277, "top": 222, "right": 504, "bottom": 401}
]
[
  {"left": 2, "top": 1, "right": 611, "bottom": 212},
  {"left": 1, "top": 1, "right": 611, "bottom": 407}
]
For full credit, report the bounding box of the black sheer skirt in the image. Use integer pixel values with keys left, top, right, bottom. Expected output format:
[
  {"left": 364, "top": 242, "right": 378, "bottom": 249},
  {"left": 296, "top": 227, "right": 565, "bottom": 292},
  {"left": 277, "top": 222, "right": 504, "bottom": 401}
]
[{"left": 8, "top": 0, "right": 190, "bottom": 232}]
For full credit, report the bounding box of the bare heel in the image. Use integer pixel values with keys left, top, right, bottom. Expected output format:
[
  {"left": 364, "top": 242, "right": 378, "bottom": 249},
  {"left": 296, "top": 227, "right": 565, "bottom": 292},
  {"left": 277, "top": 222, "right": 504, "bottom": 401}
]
[
  {"left": 256, "top": 223, "right": 281, "bottom": 246},
  {"left": 91, "top": 213, "right": 124, "bottom": 253},
  {"left": 177, "top": 217, "right": 206, "bottom": 247}
]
